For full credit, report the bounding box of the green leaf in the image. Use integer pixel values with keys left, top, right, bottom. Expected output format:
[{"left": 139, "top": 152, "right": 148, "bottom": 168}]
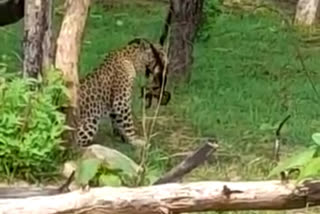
[
  {"left": 75, "top": 158, "right": 101, "bottom": 186},
  {"left": 268, "top": 147, "right": 317, "bottom": 178},
  {"left": 312, "top": 133, "right": 320, "bottom": 146},
  {"left": 0, "top": 69, "right": 68, "bottom": 181},
  {"left": 98, "top": 174, "right": 122, "bottom": 187},
  {"left": 298, "top": 157, "right": 320, "bottom": 180},
  {"left": 83, "top": 145, "right": 141, "bottom": 177}
]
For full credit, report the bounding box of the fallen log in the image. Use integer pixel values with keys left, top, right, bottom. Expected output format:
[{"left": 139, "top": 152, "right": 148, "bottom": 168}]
[
  {"left": 0, "top": 171, "right": 75, "bottom": 199},
  {"left": 1, "top": 180, "right": 320, "bottom": 214}
]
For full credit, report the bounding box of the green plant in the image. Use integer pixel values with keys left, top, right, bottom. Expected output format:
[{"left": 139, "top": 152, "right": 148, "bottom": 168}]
[
  {"left": 75, "top": 157, "right": 132, "bottom": 187},
  {"left": 74, "top": 145, "right": 165, "bottom": 187},
  {"left": 0, "top": 67, "right": 69, "bottom": 182},
  {"left": 269, "top": 132, "right": 320, "bottom": 181}
]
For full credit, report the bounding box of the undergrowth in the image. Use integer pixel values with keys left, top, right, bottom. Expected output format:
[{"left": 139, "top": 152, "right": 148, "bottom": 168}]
[{"left": 0, "top": 67, "right": 69, "bottom": 182}]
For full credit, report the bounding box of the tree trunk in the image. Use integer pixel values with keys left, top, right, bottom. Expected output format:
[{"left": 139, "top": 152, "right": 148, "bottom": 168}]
[
  {"left": 166, "top": 0, "right": 204, "bottom": 82},
  {"left": 1, "top": 180, "right": 320, "bottom": 214},
  {"left": 55, "top": 0, "right": 91, "bottom": 146},
  {"left": 23, "top": 0, "right": 52, "bottom": 78},
  {"left": 42, "top": 0, "right": 53, "bottom": 71},
  {"left": 295, "top": 0, "right": 320, "bottom": 25}
]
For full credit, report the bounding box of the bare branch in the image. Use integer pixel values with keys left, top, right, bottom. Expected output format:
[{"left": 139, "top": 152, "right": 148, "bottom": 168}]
[{"left": 153, "top": 139, "right": 218, "bottom": 185}]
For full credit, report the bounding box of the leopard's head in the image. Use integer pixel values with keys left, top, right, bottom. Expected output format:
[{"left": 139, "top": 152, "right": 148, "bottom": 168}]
[{"left": 128, "top": 38, "right": 171, "bottom": 108}]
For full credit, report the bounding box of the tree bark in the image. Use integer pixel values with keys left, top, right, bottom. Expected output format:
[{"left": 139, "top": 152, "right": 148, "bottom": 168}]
[
  {"left": 23, "top": 0, "right": 52, "bottom": 78},
  {"left": 42, "top": 0, "right": 53, "bottom": 71},
  {"left": 295, "top": 0, "right": 320, "bottom": 25},
  {"left": 166, "top": 0, "right": 204, "bottom": 82},
  {"left": 54, "top": 0, "right": 91, "bottom": 146},
  {"left": 1, "top": 180, "right": 320, "bottom": 214}
]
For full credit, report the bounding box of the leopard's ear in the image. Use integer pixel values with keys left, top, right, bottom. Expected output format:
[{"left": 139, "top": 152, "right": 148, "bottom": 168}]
[
  {"left": 129, "top": 38, "right": 166, "bottom": 71},
  {"left": 128, "top": 38, "right": 150, "bottom": 49},
  {"left": 128, "top": 38, "right": 152, "bottom": 54},
  {"left": 128, "top": 38, "right": 143, "bottom": 45}
]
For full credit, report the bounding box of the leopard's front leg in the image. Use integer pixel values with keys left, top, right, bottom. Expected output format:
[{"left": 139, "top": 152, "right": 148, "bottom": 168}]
[{"left": 110, "top": 78, "right": 146, "bottom": 147}]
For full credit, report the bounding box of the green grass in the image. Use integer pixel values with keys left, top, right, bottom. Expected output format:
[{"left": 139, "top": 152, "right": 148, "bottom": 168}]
[
  {"left": 176, "top": 13, "right": 320, "bottom": 150},
  {"left": 79, "top": 1, "right": 166, "bottom": 75},
  {"left": 0, "top": 22, "right": 23, "bottom": 73},
  {"left": 1, "top": 1, "right": 320, "bottom": 213}
]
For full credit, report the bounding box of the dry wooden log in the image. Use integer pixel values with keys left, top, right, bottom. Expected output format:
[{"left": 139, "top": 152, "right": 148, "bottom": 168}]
[
  {"left": 0, "top": 187, "right": 62, "bottom": 199},
  {"left": 0, "top": 139, "right": 215, "bottom": 200},
  {"left": 152, "top": 139, "right": 218, "bottom": 214},
  {"left": 1, "top": 180, "right": 320, "bottom": 214},
  {"left": 0, "top": 171, "right": 74, "bottom": 199}
]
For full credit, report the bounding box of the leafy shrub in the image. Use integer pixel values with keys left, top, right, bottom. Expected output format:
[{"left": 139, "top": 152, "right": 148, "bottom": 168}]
[
  {"left": 0, "top": 67, "right": 69, "bottom": 181},
  {"left": 269, "top": 133, "right": 320, "bottom": 181}
]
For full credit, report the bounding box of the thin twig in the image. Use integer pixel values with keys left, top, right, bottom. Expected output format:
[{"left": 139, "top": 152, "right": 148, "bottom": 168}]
[
  {"left": 135, "top": 81, "right": 148, "bottom": 186},
  {"left": 137, "top": 38, "right": 170, "bottom": 186},
  {"left": 147, "top": 42, "right": 170, "bottom": 138},
  {"left": 273, "top": 115, "right": 291, "bottom": 162},
  {"left": 57, "top": 170, "right": 75, "bottom": 193}
]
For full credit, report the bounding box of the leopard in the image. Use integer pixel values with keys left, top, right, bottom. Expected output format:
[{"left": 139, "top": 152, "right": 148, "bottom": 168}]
[{"left": 76, "top": 38, "right": 169, "bottom": 147}]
